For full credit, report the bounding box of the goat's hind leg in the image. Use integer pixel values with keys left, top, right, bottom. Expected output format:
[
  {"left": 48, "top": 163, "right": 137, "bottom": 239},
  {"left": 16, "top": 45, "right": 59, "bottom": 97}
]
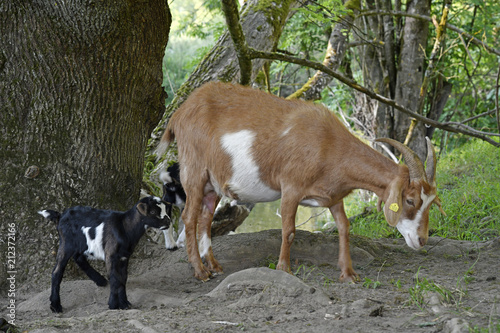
[
  {"left": 50, "top": 249, "right": 73, "bottom": 313},
  {"left": 199, "top": 192, "right": 222, "bottom": 275},
  {"left": 73, "top": 253, "right": 107, "bottom": 286},
  {"left": 182, "top": 191, "right": 213, "bottom": 281}
]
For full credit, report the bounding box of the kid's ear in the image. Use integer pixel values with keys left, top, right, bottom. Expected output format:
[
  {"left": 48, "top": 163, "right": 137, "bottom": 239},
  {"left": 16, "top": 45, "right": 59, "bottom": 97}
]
[
  {"left": 137, "top": 203, "right": 148, "bottom": 216},
  {"left": 384, "top": 178, "right": 404, "bottom": 227}
]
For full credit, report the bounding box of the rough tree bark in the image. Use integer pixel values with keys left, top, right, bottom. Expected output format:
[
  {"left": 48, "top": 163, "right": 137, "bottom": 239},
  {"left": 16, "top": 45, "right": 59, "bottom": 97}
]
[
  {"left": 353, "top": 0, "right": 430, "bottom": 159},
  {"left": 0, "top": 0, "right": 171, "bottom": 286},
  {"left": 393, "top": 0, "right": 431, "bottom": 161}
]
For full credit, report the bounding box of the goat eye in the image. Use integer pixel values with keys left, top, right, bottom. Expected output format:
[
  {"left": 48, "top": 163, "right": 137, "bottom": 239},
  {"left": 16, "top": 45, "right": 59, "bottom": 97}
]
[{"left": 406, "top": 199, "right": 415, "bottom": 207}]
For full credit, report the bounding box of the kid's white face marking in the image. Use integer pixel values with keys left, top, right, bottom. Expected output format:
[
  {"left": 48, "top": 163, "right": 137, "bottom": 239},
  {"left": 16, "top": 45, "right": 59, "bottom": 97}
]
[
  {"left": 82, "top": 223, "right": 105, "bottom": 260},
  {"left": 152, "top": 196, "right": 169, "bottom": 219},
  {"left": 198, "top": 233, "right": 211, "bottom": 258},
  {"left": 220, "top": 130, "right": 281, "bottom": 203},
  {"left": 396, "top": 190, "right": 435, "bottom": 250},
  {"left": 157, "top": 202, "right": 168, "bottom": 219}
]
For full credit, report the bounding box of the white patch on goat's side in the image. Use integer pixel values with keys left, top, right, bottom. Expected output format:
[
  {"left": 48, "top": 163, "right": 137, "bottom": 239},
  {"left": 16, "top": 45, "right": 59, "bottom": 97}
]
[
  {"left": 198, "top": 233, "right": 211, "bottom": 258},
  {"left": 82, "top": 223, "right": 105, "bottom": 261},
  {"left": 396, "top": 190, "right": 436, "bottom": 250},
  {"left": 38, "top": 210, "right": 50, "bottom": 218},
  {"left": 220, "top": 130, "right": 281, "bottom": 203}
]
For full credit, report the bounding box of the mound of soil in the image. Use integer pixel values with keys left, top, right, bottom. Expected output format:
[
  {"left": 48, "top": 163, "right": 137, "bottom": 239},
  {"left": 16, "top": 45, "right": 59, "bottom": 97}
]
[{"left": 2, "top": 229, "right": 499, "bottom": 332}]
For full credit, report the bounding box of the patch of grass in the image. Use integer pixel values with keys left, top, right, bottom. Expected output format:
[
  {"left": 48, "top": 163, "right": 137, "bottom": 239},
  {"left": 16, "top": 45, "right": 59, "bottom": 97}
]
[
  {"left": 363, "top": 277, "right": 381, "bottom": 289},
  {"left": 407, "top": 267, "right": 457, "bottom": 310},
  {"left": 430, "top": 139, "right": 500, "bottom": 241},
  {"left": 293, "top": 264, "right": 318, "bottom": 282}
]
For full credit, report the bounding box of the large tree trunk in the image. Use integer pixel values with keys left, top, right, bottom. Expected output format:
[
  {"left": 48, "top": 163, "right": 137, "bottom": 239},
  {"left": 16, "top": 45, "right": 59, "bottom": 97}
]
[
  {"left": 393, "top": 0, "right": 430, "bottom": 160},
  {"left": 0, "top": 0, "right": 171, "bottom": 286},
  {"left": 354, "top": 0, "right": 430, "bottom": 160}
]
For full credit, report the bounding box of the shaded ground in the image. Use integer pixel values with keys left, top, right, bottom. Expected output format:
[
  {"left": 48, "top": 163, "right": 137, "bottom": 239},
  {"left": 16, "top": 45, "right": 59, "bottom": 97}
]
[{"left": 2, "top": 229, "right": 500, "bottom": 332}]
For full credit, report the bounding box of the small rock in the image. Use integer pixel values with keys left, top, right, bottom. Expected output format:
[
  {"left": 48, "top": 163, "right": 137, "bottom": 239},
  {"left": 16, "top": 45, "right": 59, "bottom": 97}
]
[{"left": 443, "top": 318, "right": 469, "bottom": 333}]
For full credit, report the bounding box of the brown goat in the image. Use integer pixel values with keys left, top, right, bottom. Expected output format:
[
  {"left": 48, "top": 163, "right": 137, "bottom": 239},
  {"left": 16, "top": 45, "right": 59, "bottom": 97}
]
[{"left": 156, "top": 82, "right": 443, "bottom": 282}]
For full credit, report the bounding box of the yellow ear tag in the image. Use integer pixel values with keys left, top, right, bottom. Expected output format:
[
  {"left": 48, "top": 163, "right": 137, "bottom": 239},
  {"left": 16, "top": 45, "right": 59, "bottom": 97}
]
[{"left": 389, "top": 203, "right": 399, "bottom": 212}]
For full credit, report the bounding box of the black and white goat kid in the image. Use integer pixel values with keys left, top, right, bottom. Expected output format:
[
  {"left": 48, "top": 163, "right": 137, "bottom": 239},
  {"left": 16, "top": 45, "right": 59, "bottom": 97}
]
[
  {"left": 159, "top": 163, "right": 187, "bottom": 251},
  {"left": 38, "top": 196, "right": 171, "bottom": 313}
]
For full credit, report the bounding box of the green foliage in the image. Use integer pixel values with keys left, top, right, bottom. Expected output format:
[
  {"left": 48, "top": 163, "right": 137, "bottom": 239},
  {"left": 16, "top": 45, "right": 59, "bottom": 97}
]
[
  {"left": 268, "top": 0, "right": 348, "bottom": 96},
  {"left": 426, "top": 0, "right": 500, "bottom": 144},
  {"left": 162, "top": 36, "right": 213, "bottom": 105},
  {"left": 431, "top": 139, "right": 500, "bottom": 241},
  {"left": 293, "top": 264, "right": 318, "bottom": 282},
  {"left": 362, "top": 277, "right": 381, "bottom": 289}
]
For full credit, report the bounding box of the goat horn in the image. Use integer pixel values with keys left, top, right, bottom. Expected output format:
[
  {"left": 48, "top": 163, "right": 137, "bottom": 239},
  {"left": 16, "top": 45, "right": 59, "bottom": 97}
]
[
  {"left": 376, "top": 138, "right": 426, "bottom": 181},
  {"left": 425, "top": 137, "right": 437, "bottom": 184}
]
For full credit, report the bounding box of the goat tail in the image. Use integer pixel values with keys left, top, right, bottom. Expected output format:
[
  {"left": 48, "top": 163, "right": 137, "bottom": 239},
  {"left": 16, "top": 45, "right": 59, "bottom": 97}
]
[
  {"left": 38, "top": 209, "right": 61, "bottom": 223},
  {"left": 155, "top": 123, "right": 176, "bottom": 159}
]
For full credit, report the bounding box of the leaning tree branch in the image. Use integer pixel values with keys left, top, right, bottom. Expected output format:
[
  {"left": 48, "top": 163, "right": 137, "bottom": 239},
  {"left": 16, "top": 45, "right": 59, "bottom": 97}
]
[
  {"left": 359, "top": 10, "right": 500, "bottom": 57},
  {"left": 287, "top": 0, "right": 360, "bottom": 100},
  {"left": 496, "top": 63, "right": 500, "bottom": 133},
  {"left": 247, "top": 48, "right": 500, "bottom": 147},
  {"left": 220, "top": 0, "right": 252, "bottom": 86}
]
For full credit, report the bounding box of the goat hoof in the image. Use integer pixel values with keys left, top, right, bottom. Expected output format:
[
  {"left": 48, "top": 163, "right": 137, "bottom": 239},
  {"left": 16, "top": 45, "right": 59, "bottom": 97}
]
[
  {"left": 119, "top": 301, "right": 132, "bottom": 310},
  {"left": 167, "top": 246, "right": 179, "bottom": 252},
  {"left": 95, "top": 277, "right": 108, "bottom": 287},
  {"left": 339, "top": 272, "right": 360, "bottom": 283},
  {"left": 50, "top": 304, "right": 63, "bottom": 313},
  {"left": 194, "top": 269, "right": 212, "bottom": 282}
]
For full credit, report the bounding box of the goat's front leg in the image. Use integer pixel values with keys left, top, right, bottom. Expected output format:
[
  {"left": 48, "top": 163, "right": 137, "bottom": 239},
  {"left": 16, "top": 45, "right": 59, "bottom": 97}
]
[
  {"left": 163, "top": 228, "right": 178, "bottom": 251},
  {"left": 276, "top": 194, "right": 299, "bottom": 273},
  {"left": 330, "top": 201, "right": 360, "bottom": 282},
  {"left": 198, "top": 192, "right": 222, "bottom": 275},
  {"left": 106, "top": 255, "right": 131, "bottom": 310}
]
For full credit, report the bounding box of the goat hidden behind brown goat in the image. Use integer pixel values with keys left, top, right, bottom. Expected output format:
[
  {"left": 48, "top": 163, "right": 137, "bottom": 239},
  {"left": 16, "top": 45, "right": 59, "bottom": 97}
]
[{"left": 156, "top": 81, "right": 444, "bottom": 282}]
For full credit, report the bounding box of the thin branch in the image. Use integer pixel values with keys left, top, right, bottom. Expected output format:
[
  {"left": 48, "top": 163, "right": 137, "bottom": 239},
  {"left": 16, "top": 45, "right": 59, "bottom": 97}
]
[
  {"left": 220, "top": 0, "right": 252, "bottom": 85},
  {"left": 497, "top": 63, "right": 500, "bottom": 133},
  {"left": 461, "top": 109, "right": 496, "bottom": 124},
  {"left": 247, "top": 47, "right": 500, "bottom": 147}
]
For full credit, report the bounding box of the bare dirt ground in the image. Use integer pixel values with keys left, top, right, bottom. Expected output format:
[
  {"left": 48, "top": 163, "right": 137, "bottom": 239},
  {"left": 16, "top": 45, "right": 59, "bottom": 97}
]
[{"left": 3, "top": 229, "right": 500, "bottom": 332}]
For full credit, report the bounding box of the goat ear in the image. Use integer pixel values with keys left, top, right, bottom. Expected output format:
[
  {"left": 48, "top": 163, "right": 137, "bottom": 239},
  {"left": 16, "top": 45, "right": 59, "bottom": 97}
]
[
  {"left": 137, "top": 203, "right": 149, "bottom": 216},
  {"left": 383, "top": 179, "right": 404, "bottom": 227}
]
